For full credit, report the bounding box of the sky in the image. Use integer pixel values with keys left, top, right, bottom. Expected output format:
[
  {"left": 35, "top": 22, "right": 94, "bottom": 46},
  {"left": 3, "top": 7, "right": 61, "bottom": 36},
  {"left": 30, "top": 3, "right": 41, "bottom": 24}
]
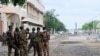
[{"left": 42, "top": 0, "right": 100, "bottom": 29}]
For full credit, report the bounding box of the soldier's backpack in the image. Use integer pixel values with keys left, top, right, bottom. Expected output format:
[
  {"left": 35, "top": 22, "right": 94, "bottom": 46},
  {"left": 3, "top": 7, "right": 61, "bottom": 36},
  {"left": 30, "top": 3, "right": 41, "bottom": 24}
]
[{"left": 19, "top": 30, "right": 27, "bottom": 44}]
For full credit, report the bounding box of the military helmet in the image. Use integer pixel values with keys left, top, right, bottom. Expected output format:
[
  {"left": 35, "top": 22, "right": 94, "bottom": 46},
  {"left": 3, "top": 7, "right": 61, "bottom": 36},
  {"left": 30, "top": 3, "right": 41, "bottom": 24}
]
[
  {"left": 26, "top": 28, "right": 29, "bottom": 31},
  {"left": 20, "top": 26, "right": 24, "bottom": 30},
  {"left": 32, "top": 27, "right": 35, "bottom": 31},
  {"left": 8, "top": 25, "right": 12, "bottom": 29},
  {"left": 43, "top": 27, "right": 46, "bottom": 30},
  {"left": 37, "top": 27, "right": 40, "bottom": 30},
  {"left": 15, "top": 27, "right": 19, "bottom": 32}
]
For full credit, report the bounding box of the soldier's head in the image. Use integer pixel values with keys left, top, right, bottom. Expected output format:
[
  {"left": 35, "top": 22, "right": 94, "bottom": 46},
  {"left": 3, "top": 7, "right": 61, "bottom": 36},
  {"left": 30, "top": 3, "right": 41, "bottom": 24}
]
[
  {"left": 43, "top": 27, "right": 46, "bottom": 32},
  {"left": 26, "top": 28, "right": 29, "bottom": 32},
  {"left": 8, "top": 25, "right": 13, "bottom": 31},
  {"left": 15, "top": 27, "right": 19, "bottom": 32},
  {"left": 32, "top": 27, "right": 35, "bottom": 32},
  {"left": 20, "top": 26, "right": 24, "bottom": 30},
  {"left": 37, "top": 27, "right": 40, "bottom": 32}
]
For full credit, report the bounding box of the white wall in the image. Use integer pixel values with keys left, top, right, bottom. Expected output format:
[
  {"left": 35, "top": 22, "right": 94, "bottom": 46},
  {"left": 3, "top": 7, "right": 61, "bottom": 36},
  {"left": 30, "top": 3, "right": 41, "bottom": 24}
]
[
  {"left": 27, "top": 0, "right": 45, "bottom": 13},
  {"left": 1, "top": 12, "right": 7, "bottom": 33},
  {"left": 8, "top": 14, "right": 20, "bottom": 31}
]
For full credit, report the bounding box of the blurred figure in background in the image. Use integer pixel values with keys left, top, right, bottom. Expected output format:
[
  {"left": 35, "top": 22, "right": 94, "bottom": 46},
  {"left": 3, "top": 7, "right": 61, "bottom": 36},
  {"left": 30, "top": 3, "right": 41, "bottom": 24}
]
[
  {"left": 6, "top": 25, "right": 18, "bottom": 56},
  {"left": 14, "top": 27, "right": 20, "bottom": 56}
]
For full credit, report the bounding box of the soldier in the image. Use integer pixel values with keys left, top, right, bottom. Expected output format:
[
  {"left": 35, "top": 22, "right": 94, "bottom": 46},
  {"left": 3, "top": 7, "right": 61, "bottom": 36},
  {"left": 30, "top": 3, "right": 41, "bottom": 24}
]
[
  {"left": 19, "top": 26, "right": 28, "bottom": 56},
  {"left": 25, "top": 28, "right": 30, "bottom": 44},
  {"left": 28, "top": 27, "right": 37, "bottom": 56},
  {"left": 14, "top": 27, "right": 20, "bottom": 56},
  {"left": 6, "top": 25, "right": 18, "bottom": 56},
  {"left": 35, "top": 27, "right": 43, "bottom": 56},
  {"left": 42, "top": 27, "right": 50, "bottom": 56}
]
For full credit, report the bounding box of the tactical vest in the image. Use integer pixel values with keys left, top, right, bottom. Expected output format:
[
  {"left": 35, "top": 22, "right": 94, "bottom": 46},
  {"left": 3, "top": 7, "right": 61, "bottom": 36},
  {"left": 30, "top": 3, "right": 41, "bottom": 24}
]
[
  {"left": 46, "top": 31, "right": 50, "bottom": 40},
  {"left": 42, "top": 31, "right": 50, "bottom": 42},
  {"left": 30, "top": 32, "right": 36, "bottom": 42},
  {"left": 42, "top": 32, "right": 47, "bottom": 41},
  {"left": 19, "top": 30, "right": 27, "bottom": 44},
  {"left": 6, "top": 30, "right": 14, "bottom": 44},
  {"left": 33, "top": 32, "right": 42, "bottom": 42},
  {"left": 14, "top": 31, "right": 20, "bottom": 43}
]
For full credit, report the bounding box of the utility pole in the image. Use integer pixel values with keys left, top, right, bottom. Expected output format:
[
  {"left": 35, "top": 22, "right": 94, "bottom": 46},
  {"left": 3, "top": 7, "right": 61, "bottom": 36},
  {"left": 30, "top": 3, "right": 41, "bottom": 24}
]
[{"left": 75, "top": 22, "right": 77, "bottom": 35}]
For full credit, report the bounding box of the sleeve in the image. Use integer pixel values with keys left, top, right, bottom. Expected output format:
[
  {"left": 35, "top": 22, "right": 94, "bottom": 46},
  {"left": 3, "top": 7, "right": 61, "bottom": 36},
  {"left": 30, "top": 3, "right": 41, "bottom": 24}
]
[{"left": 47, "top": 32, "right": 50, "bottom": 40}]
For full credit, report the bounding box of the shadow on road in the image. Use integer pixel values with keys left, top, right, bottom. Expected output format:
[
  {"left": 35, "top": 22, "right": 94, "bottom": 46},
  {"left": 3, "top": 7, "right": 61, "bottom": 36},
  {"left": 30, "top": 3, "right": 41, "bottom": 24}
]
[{"left": 61, "top": 41, "right": 82, "bottom": 44}]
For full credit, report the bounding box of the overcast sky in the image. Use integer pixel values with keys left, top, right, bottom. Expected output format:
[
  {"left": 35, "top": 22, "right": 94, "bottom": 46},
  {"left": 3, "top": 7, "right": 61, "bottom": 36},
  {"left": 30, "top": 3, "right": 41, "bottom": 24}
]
[{"left": 42, "top": 0, "right": 100, "bottom": 29}]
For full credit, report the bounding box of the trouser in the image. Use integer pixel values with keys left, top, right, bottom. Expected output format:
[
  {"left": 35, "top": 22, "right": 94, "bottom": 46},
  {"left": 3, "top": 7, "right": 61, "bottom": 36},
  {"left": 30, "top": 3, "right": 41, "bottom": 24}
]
[
  {"left": 28, "top": 42, "right": 33, "bottom": 52},
  {"left": 43, "top": 41, "right": 49, "bottom": 56},
  {"left": 37, "top": 42, "right": 43, "bottom": 56},
  {"left": 8, "top": 44, "right": 19, "bottom": 56},
  {"left": 28, "top": 41, "right": 43, "bottom": 56},
  {"left": 20, "top": 44, "right": 28, "bottom": 56},
  {"left": 15, "top": 42, "right": 20, "bottom": 56}
]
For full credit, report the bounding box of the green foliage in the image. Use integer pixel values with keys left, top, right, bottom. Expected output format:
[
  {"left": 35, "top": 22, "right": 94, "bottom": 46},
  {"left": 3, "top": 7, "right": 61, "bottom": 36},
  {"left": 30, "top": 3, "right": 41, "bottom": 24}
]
[
  {"left": 82, "top": 23, "right": 90, "bottom": 30},
  {"left": 82, "top": 20, "right": 100, "bottom": 30},
  {"left": 44, "top": 9, "right": 67, "bottom": 32},
  {"left": 0, "top": 0, "right": 26, "bottom": 6},
  {"left": 1, "top": 0, "right": 9, "bottom": 5}
]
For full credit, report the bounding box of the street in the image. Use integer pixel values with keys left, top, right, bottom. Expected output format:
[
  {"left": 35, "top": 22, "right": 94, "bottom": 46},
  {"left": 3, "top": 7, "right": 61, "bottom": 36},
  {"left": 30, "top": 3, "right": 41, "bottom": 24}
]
[
  {"left": 49, "top": 34, "right": 100, "bottom": 56},
  {"left": 1, "top": 34, "right": 100, "bottom": 56}
]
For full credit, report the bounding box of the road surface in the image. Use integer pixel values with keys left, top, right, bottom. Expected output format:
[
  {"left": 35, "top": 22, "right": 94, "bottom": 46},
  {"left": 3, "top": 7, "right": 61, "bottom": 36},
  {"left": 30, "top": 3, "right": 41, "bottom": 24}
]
[
  {"left": 50, "top": 35, "right": 100, "bottom": 56},
  {"left": 1, "top": 34, "right": 100, "bottom": 56}
]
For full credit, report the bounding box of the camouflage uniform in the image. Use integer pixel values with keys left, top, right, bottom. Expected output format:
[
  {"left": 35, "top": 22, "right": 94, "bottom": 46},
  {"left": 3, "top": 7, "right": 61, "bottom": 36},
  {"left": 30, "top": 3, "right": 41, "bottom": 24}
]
[
  {"left": 6, "top": 30, "right": 18, "bottom": 56},
  {"left": 19, "top": 29, "right": 28, "bottom": 56},
  {"left": 42, "top": 31, "right": 50, "bottom": 56},
  {"left": 14, "top": 28, "right": 20, "bottom": 56},
  {"left": 34, "top": 28, "right": 43, "bottom": 56},
  {"left": 28, "top": 31, "right": 37, "bottom": 56}
]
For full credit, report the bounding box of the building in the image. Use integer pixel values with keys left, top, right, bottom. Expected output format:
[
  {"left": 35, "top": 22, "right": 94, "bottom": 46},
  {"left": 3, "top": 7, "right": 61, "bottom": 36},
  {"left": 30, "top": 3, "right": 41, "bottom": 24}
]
[
  {"left": 0, "top": 0, "right": 45, "bottom": 35},
  {"left": 22, "top": 0, "right": 45, "bottom": 31}
]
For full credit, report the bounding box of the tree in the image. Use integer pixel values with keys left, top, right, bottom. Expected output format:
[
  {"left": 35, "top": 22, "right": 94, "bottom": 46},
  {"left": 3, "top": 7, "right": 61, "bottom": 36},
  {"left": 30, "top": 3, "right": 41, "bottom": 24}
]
[
  {"left": 0, "top": 0, "right": 26, "bottom": 6},
  {"left": 44, "top": 9, "right": 67, "bottom": 33},
  {"left": 82, "top": 20, "right": 100, "bottom": 31},
  {"left": 82, "top": 23, "right": 90, "bottom": 30}
]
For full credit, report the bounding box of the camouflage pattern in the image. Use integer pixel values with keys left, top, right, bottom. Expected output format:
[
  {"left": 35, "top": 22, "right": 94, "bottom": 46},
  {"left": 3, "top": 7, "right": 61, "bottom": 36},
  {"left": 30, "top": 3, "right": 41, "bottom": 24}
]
[
  {"left": 28, "top": 31, "right": 35, "bottom": 52},
  {"left": 19, "top": 29, "right": 28, "bottom": 56},
  {"left": 6, "top": 30, "right": 18, "bottom": 56},
  {"left": 42, "top": 31, "right": 50, "bottom": 56},
  {"left": 35, "top": 30, "right": 43, "bottom": 56},
  {"left": 28, "top": 31, "right": 40, "bottom": 56},
  {"left": 14, "top": 30, "right": 20, "bottom": 56}
]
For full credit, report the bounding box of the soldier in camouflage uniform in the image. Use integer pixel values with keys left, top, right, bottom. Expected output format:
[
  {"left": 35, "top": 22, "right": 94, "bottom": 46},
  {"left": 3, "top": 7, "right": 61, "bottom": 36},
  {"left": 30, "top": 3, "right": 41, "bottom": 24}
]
[
  {"left": 19, "top": 26, "right": 28, "bottom": 56},
  {"left": 14, "top": 27, "right": 20, "bottom": 56},
  {"left": 6, "top": 25, "right": 18, "bottom": 56},
  {"left": 35, "top": 27, "right": 43, "bottom": 56},
  {"left": 42, "top": 27, "right": 50, "bottom": 56},
  {"left": 28, "top": 28, "right": 37, "bottom": 56}
]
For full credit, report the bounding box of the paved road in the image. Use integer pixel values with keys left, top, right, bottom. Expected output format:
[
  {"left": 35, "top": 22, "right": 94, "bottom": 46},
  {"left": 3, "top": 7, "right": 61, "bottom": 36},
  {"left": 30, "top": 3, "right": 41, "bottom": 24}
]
[
  {"left": 1, "top": 35, "right": 100, "bottom": 56},
  {"left": 50, "top": 36, "right": 100, "bottom": 56}
]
